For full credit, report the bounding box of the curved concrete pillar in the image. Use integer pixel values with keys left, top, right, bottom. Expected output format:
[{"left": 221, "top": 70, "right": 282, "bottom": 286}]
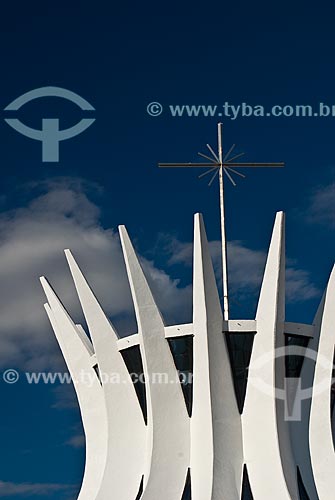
[
  {"left": 40, "top": 278, "right": 108, "bottom": 500},
  {"left": 191, "top": 213, "right": 243, "bottom": 500},
  {"left": 289, "top": 294, "right": 326, "bottom": 500},
  {"left": 242, "top": 212, "right": 299, "bottom": 500},
  {"left": 40, "top": 211, "right": 333, "bottom": 500},
  {"left": 309, "top": 265, "right": 335, "bottom": 499},
  {"left": 64, "top": 251, "right": 146, "bottom": 500},
  {"left": 119, "top": 225, "right": 190, "bottom": 500}
]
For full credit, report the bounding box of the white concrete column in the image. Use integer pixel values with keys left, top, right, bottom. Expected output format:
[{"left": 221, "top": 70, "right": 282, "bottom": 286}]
[
  {"left": 119, "top": 225, "right": 190, "bottom": 500},
  {"left": 64, "top": 251, "right": 146, "bottom": 500},
  {"left": 40, "top": 278, "right": 108, "bottom": 500},
  {"left": 242, "top": 212, "right": 299, "bottom": 500},
  {"left": 191, "top": 213, "right": 243, "bottom": 500},
  {"left": 309, "top": 265, "right": 335, "bottom": 500}
]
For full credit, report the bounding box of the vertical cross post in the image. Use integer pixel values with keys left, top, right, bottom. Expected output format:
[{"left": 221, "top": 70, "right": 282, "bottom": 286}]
[
  {"left": 218, "top": 123, "right": 229, "bottom": 321},
  {"left": 158, "top": 125, "right": 284, "bottom": 323}
]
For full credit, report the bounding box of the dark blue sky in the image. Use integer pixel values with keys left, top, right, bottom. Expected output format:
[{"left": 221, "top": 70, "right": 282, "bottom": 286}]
[{"left": 0, "top": 2, "right": 334, "bottom": 498}]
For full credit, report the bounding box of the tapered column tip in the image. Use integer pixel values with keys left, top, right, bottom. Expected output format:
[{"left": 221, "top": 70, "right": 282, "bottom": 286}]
[
  {"left": 194, "top": 212, "right": 204, "bottom": 224},
  {"left": 274, "top": 211, "right": 285, "bottom": 229},
  {"left": 118, "top": 225, "right": 128, "bottom": 237},
  {"left": 118, "top": 225, "right": 131, "bottom": 246}
]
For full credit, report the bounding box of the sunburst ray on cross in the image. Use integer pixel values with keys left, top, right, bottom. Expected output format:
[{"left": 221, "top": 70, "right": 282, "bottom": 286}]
[{"left": 158, "top": 123, "right": 285, "bottom": 322}]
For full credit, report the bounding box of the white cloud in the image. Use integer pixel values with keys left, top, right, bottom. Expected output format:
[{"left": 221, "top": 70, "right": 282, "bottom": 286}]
[
  {"left": 286, "top": 267, "right": 320, "bottom": 302},
  {"left": 304, "top": 182, "right": 335, "bottom": 227},
  {"left": 66, "top": 434, "right": 85, "bottom": 449},
  {"left": 0, "top": 178, "right": 320, "bottom": 371},
  {"left": 0, "top": 179, "right": 191, "bottom": 370},
  {"left": 163, "top": 234, "right": 319, "bottom": 304},
  {"left": 0, "top": 480, "right": 74, "bottom": 496}
]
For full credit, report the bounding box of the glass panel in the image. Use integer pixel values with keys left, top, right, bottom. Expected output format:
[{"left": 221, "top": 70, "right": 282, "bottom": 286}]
[
  {"left": 297, "top": 467, "right": 310, "bottom": 500},
  {"left": 93, "top": 363, "right": 102, "bottom": 385},
  {"left": 331, "top": 349, "right": 335, "bottom": 449},
  {"left": 285, "top": 335, "right": 310, "bottom": 378},
  {"left": 135, "top": 475, "right": 144, "bottom": 500},
  {"left": 226, "top": 333, "right": 255, "bottom": 413},
  {"left": 121, "top": 346, "right": 147, "bottom": 425},
  {"left": 168, "top": 336, "right": 194, "bottom": 417},
  {"left": 241, "top": 465, "right": 253, "bottom": 500},
  {"left": 181, "top": 469, "right": 191, "bottom": 500}
]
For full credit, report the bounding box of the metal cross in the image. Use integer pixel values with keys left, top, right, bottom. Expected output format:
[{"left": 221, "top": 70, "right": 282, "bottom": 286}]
[{"left": 158, "top": 123, "right": 284, "bottom": 321}]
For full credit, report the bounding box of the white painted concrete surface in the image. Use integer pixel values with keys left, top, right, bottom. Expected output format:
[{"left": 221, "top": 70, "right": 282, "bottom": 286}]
[{"left": 41, "top": 212, "right": 334, "bottom": 500}]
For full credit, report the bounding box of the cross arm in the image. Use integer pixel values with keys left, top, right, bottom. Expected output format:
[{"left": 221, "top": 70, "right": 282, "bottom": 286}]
[{"left": 158, "top": 162, "right": 285, "bottom": 168}]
